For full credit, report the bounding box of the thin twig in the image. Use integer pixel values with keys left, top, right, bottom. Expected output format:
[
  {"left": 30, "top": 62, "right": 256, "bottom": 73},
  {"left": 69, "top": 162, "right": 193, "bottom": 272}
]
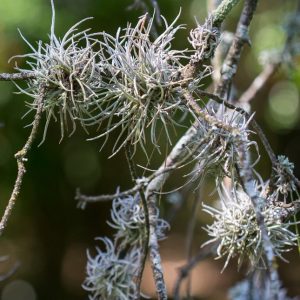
[
  {"left": 216, "top": 0, "right": 259, "bottom": 99},
  {"left": 185, "top": 188, "right": 202, "bottom": 299},
  {"left": 238, "top": 63, "right": 279, "bottom": 104},
  {"left": 125, "top": 145, "right": 150, "bottom": 300},
  {"left": 146, "top": 201, "right": 167, "bottom": 300},
  {"left": 76, "top": 133, "right": 203, "bottom": 207},
  {"left": 134, "top": 188, "right": 150, "bottom": 300},
  {"left": 0, "top": 72, "right": 36, "bottom": 81},
  {"left": 0, "top": 91, "right": 44, "bottom": 235},
  {"left": 237, "top": 141, "right": 280, "bottom": 300},
  {"left": 173, "top": 242, "right": 218, "bottom": 300},
  {"left": 212, "top": 0, "right": 241, "bottom": 27},
  {"left": 209, "top": 0, "right": 227, "bottom": 88},
  {"left": 144, "top": 125, "right": 199, "bottom": 300},
  {"left": 238, "top": 0, "right": 300, "bottom": 104},
  {"left": 125, "top": 145, "right": 139, "bottom": 183},
  {"left": 183, "top": 90, "right": 242, "bottom": 133},
  {"left": 75, "top": 166, "right": 178, "bottom": 207},
  {"left": 75, "top": 186, "right": 141, "bottom": 206}
]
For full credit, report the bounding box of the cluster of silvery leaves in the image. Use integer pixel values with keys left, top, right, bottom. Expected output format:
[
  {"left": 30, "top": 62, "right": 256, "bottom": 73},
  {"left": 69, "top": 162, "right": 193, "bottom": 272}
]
[
  {"left": 273, "top": 155, "right": 298, "bottom": 198},
  {"left": 83, "top": 238, "right": 140, "bottom": 300},
  {"left": 12, "top": 0, "right": 103, "bottom": 144},
  {"left": 187, "top": 107, "right": 258, "bottom": 185},
  {"left": 108, "top": 193, "right": 169, "bottom": 249},
  {"left": 83, "top": 194, "right": 169, "bottom": 299},
  {"left": 188, "top": 17, "right": 220, "bottom": 61},
  {"left": 83, "top": 13, "right": 193, "bottom": 155},
  {"left": 13, "top": 0, "right": 207, "bottom": 156},
  {"left": 202, "top": 179, "right": 299, "bottom": 272}
]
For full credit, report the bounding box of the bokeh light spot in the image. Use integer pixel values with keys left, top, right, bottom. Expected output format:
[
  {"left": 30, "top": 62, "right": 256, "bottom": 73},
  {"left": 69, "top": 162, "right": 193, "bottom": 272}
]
[
  {"left": 1, "top": 280, "right": 36, "bottom": 300},
  {"left": 253, "top": 25, "right": 285, "bottom": 55},
  {"left": 0, "top": 0, "right": 48, "bottom": 34},
  {"left": 267, "top": 81, "right": 299, "bottom": 130}
]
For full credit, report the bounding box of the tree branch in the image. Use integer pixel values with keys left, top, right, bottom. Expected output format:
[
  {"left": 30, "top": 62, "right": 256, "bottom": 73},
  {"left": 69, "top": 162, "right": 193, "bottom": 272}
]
[
  {"left": 212, "top": 0, "right": 241, "bottom": 27},
  {"left": 125, "top": 145, "right": 150, "bottom": 300},
  {"left": 238, "top": 63, "right": 279, "bottom": 104},
  {"left": 182, "top": 0, "right": 242, "bottom": 83},
  {"left": 183, "top": 90, "right": 243, "bottom": 134},
  {"left": 216, "top": 0, "right": 259, "bottom": 99},
  {"left": 75, "top": 186, "right": 142, "bottom": 208},
  {"left": 0, "top": 72, "right": 36, "bottom": 81},
  {"left": 238, "top": 0, "right": 300, "bottom": 105},
  {"left": 0, "top": 90, "right": 44, "bottom": 235},
  {"left": 143, "top": 125, "right": 199, "bottom": 300},
  {"left": 237, "top": 141, "right": 281, "bottom": 300}
]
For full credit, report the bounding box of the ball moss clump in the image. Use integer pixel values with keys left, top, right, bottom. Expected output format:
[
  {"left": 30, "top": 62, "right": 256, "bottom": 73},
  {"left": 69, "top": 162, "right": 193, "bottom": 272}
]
[
  {"left": 83, "top": 13, "right": 191, "bottom": 155},
  {"left": 12, "top": 0, "right": 102, "bottom": 143},
  {"left": 202, "top": 185, "right": 299, "bottom": 271}
]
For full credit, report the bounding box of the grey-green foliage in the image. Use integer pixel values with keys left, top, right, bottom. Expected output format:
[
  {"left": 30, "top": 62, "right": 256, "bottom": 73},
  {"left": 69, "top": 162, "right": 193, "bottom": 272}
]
[
  {"left": 12, "top": 3, "right": 102, "bottom": 143},
  {"left": 83, "top": 238, "right": 140, "bottom": 300},
  {"left": 203, "top": 183, "right": 299, "bottom": 272}
]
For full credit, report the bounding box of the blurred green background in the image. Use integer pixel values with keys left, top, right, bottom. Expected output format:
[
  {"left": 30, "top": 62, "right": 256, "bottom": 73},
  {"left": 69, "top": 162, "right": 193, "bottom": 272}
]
[{"left": 0, "top": 0, "right": 300, "bottom": 299}]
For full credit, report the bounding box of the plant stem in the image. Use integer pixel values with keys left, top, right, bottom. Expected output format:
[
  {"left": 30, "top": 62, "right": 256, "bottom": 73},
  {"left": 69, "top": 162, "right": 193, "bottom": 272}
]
[
  {"left": 0, "top": 91, "right": 44, "bottom": 235},
  {"left": 216, "top": 0, "right": 259, "bottom": 98},
  {"left": 212, "top": 0, "right": 241, "bottom": 27},
  {"left": 0, "top": 72, "right": 36, "bottom": 81}
]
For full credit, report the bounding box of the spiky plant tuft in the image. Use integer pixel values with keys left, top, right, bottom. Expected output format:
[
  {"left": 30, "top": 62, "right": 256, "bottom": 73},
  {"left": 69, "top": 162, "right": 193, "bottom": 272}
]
[
  {"left": 82, "top": 13, "right": 193, "bottom": 155},
  {"left": 273, "top": 155, "right": 297, "bottom": 196},
  {"left": 188, "top": 107, "right": 257, "bottom": 185},
  {"left": 188, "top": 17, "right": 220, "bottom": 63},
  {"left": 83, "top": 238, "right": 140, "bottom": 300},
  {"left": 202, "top": 184, "right": 299, "bottom": 271},
  {"left": 12, "top": 0, "right": 102, "bottom": 143},
  {"left": 108, "top": 193, "right": 169, "bottom": 249}
]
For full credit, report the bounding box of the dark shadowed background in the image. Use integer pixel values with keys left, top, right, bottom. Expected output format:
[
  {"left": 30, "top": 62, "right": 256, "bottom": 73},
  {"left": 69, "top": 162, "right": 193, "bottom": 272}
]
[{"left": 0, "top": 0, "right": 299, "bottom": 299}]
